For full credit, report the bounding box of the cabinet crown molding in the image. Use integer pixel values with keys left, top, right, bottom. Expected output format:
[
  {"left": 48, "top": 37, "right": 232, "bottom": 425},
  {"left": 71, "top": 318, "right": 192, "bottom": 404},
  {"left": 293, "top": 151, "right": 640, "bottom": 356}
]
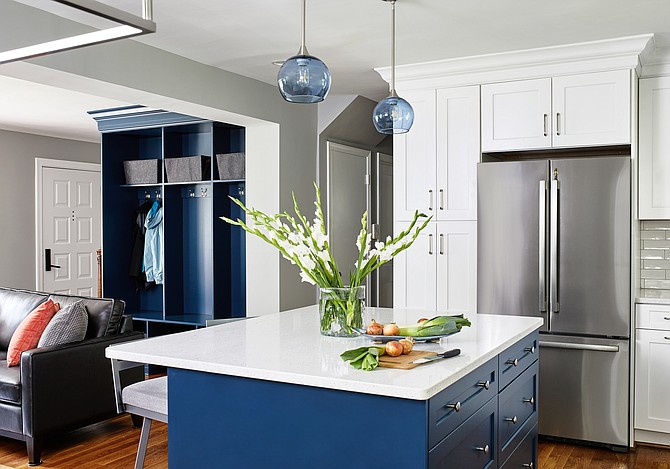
[{"left": 377, "top": 34, "right": 654, "bottom": 91}]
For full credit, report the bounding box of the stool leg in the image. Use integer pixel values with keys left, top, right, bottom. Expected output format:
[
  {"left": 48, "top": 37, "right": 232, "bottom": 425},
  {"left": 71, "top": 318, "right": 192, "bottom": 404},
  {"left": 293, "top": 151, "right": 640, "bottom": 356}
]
[{"left": 134, "top": 418, "right": 153, "bottom": 469}]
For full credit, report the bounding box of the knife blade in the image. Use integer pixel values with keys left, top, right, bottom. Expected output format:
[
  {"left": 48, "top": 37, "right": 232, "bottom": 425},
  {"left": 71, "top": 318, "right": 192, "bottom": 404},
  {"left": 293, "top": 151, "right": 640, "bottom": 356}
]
[{"left": 412, "top": 348, "right": 461, "bottom": 365}]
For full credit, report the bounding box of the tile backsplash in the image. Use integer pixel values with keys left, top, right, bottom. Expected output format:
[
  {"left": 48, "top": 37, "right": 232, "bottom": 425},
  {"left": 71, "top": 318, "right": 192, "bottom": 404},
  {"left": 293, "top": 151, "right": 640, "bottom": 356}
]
[{"left": 640, "top": 220, "right": 670, "bottom": 291}]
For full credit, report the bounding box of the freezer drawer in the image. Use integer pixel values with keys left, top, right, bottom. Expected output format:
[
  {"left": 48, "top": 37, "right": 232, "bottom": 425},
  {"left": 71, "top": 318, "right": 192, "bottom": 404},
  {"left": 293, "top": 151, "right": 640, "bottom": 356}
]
[{"left": 538, "top": 335, "right": 629, "bottom": 448}]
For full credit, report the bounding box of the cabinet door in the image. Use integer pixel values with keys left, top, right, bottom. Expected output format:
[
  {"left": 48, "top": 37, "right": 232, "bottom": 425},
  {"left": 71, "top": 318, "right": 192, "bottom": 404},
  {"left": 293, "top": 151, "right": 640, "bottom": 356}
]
[
  {"left": 553, "top": 70, "right": 630, "bottom": 148},
  {"left": 635, "top": 329, "right": 670, "bottom": 433},
  {"left": 393, "top": 222, "right": 437, "bottom": 310},
  {"left": 639, "top": 77, "right": 670, "bottom": 219},
  {"left": 394, "top": 90, "right": 437, "bottom": 221},
  {"left": 436, "top": 86, "right": 480, "bottom": 221},
  {"left": 481, "top": 78, "right": 551, "bottom": 152},
  {"left": 436, "top": 221, "right": 477, "bottom": 314}
]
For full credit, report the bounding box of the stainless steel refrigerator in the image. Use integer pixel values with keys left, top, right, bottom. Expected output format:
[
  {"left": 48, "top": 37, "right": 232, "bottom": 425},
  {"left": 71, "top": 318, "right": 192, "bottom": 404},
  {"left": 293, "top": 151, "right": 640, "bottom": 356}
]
[{"left": 477, "top": 155, "right": 630, "bottom": 449}]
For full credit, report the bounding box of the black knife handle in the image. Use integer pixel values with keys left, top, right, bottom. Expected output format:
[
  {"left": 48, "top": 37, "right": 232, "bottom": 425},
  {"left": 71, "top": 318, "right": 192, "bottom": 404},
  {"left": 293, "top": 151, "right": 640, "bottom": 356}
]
[{"left": 439, "top": 349, "right": 461, "bottom": 359}]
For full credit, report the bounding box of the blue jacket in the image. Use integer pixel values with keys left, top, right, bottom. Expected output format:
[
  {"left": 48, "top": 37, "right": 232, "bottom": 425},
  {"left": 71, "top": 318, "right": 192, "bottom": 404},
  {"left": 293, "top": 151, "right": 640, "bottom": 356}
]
[{"left": 143, "top": 201, "right": 163, "bottom": 284}]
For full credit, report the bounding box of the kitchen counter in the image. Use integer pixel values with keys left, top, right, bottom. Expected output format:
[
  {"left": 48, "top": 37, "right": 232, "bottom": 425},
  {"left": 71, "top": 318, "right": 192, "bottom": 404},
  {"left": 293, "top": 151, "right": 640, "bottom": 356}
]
[
  {"left": 107, "top": 307, "right": 542, "bottom": 468},
  {"left": 107, "top": 306, "right": 542, "bottom": 400}
]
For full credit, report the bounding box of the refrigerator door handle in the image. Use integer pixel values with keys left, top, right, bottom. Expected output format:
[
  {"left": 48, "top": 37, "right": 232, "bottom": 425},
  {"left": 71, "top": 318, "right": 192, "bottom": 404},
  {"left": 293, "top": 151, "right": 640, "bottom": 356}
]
[
  {"left": 539, "top": 180, "right": 547, "bottom": 313},
  {"left": 550, "top": 176, "right": 560, "bottom": 313},
  {"left": 539, "top": 341, "right": 619, "bottom": 353}
]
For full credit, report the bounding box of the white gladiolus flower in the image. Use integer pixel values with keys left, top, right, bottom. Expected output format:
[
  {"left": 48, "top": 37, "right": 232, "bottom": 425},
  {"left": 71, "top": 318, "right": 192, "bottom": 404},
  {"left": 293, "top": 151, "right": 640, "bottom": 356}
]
[
  {"left": 375, "top": 241, "right": 385, "bottom": 251},
  {"left": 317, "top": 250, "right": 330, "bottom": 263},
  {"left": 312, "top": 229, "right": 328, "bottom": 249},
  {"left": 301, "top": 256, "right": 316, "bottom": 271},
  {"left": 299, "top": 270, "right": 316, "bottom": 285},
  {"left": 379, "top": 249, "right": 394, "bottom": 262}
]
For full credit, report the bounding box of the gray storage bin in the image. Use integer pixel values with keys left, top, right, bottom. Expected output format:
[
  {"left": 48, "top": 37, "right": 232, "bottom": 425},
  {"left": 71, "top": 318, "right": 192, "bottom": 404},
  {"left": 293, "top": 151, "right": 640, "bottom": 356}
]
[
  {"left": 216, "top": 152, "right": 245, "bottom": 180},
  {"left": 123, "top": 159, "right": 161, "bottom": 185},
  {"left": 165, "top": 156, "right": 211, "bottom": 183}
]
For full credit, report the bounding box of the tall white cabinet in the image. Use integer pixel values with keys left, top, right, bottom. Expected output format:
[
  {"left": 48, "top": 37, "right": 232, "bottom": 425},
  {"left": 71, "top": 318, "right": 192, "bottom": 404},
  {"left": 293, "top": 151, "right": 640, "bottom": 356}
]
[{"left": 393, "top": 86, "right": 478, "bottom": 314}]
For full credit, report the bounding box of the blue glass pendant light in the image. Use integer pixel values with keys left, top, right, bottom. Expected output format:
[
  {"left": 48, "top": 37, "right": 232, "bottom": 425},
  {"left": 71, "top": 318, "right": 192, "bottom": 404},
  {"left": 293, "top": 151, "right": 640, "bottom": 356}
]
[
  {"left": 277, "top": 0, "right": 331, "bottom": 103},
  {"left": 373, "top": 0, "right": 414, "bottom": 134}
]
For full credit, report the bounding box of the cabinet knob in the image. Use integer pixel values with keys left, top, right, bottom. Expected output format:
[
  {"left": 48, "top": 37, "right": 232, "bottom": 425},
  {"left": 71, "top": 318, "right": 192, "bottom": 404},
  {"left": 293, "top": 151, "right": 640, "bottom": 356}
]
[
  {"left": 446, "top": 401, "right": 461, "bottom": 412},
  {"left": 505, "top": 415, "right": 518, "bottom": 424},
  {"left": 522, "top": 397, "right": 535, "bottom": 405},
  {"left": 477, "top": 380, "right": 490, "bottom": 390},
  {"left": 475, "top": 444, "right": 490, "bottom": 454},
  {"left": 522, "top": 463, "right": 534, "bottom": 468},
  {"left": 506, "top": 358, "right": 519, "bottom": 367},
  {"left": 524, "top": 345, "right": 535, "bottom": 354}
]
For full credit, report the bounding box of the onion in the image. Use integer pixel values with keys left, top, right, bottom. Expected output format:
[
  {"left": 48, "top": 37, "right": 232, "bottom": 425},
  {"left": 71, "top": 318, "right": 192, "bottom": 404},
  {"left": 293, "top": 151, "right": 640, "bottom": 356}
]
[
  {"left": 399, "top": 337, "right": 414, "bottom": 354},
  {"left": 385, "top": 341, "right": 404, "bottom": 357},
  {"left": 383, "top": 323, "right": 400, "bottom": 336},
  {"left": 366, "top": 319, "right": 384, "bottom": 335},
  {"left": 417, "top": 318, "right": 429, "bottom": 323}
]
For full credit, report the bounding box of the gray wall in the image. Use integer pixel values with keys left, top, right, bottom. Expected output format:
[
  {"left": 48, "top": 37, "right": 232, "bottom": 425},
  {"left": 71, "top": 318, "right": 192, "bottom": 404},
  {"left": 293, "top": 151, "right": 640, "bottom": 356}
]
[{"left": 0, "top": 129, "right": 100, "bottom": 289}]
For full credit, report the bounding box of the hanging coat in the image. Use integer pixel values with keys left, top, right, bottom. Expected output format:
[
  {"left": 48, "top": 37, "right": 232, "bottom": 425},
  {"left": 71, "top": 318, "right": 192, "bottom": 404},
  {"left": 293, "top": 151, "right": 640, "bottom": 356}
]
[
  {"left": 130, "top": 199, "right": 154, "bottom": 289},
  {"left": 143, "top": 201, "right": 164, "bottom": 285}
]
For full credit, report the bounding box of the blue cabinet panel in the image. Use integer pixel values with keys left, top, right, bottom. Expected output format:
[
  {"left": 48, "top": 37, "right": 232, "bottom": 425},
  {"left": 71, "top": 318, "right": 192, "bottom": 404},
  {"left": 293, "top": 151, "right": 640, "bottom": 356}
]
[{"left": 168, "top": 369, "right": 429, "bottom": 469}]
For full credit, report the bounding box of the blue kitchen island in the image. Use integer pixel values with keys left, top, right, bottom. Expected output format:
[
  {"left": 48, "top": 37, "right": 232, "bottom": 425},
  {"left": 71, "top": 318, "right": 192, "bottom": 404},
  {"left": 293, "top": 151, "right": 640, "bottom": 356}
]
[{"left": 106, "top": 307, "right": 542, "bottom": 468}]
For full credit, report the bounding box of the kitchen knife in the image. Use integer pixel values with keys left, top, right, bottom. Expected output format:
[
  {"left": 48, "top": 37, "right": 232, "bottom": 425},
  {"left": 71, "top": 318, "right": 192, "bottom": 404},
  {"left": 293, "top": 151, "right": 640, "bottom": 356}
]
[{"left": 412, "top": 348, "right": 461, "bottom": 365}]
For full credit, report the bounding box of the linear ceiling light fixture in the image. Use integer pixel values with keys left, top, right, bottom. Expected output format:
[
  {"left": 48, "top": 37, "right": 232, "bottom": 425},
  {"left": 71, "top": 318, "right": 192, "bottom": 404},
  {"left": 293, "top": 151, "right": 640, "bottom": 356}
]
[
  {"left": 0, "top": 0, "right": 156, "bottom": 65},
  {"left": 277, "top": 0, "right": 331, "bottom": 103},
  {"left": 373, "top": 0, "right": 414, "bottom": 134}
]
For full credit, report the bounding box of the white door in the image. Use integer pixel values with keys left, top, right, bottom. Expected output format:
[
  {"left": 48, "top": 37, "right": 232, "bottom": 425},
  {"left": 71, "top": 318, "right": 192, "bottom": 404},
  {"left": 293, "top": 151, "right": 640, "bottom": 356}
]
[
  {"left": 639, "top": 76, "right": 670, "bottom": 219},
  {"left": 393, "top": 222, "right": 437, "bottom": 310},
  {"left": 553, "top": 70, "right": 630, "bottom": 148},
  {"left": 38, "top": 163, "right": 101, "bottom": 296},
  {"left": 436, "top": 86, "right": 480, "bottom": 221},
  {"left": 436, "top": 221, "right": 477, "bottom": 314},
  {"left": 635, "top": 328, "right": 670, "bottom": 433},
  {"left": 394, "top": 89, "right": 437, "bottom": 221},
  {"left": 481, "top": 78, "right": 552, "bottom": 152},
  {"left": 327, "top": 142, "right": 371, "bottom": 286}
]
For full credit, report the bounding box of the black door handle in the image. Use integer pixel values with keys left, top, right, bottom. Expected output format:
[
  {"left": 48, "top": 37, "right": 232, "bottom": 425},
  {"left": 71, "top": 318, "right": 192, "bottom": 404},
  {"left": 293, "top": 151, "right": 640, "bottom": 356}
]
[{"left": 45, "top": 249, "right": 61, "bottom": 271}]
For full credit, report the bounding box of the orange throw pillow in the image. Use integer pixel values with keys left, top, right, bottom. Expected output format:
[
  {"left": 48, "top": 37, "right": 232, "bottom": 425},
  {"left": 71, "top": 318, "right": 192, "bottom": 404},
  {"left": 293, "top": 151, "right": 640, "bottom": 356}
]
[{"left": 6, "top": 299, "right": 60, "bottom": 367}]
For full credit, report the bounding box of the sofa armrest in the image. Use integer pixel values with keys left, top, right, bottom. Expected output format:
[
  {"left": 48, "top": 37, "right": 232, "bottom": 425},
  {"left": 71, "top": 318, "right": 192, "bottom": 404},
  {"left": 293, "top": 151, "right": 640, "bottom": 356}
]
[{"left": 20, "top": 331, "right": 145, "bottom": 438}]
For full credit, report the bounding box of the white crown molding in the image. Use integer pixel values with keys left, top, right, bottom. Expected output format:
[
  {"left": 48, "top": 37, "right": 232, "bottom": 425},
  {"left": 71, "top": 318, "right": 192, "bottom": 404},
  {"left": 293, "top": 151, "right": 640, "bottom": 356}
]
[
  {"left": 639, "top": 41, "right": 670, "bottom": 78},
  {"left": 376, "top": 34, "right": 654, "bottom": 91}
]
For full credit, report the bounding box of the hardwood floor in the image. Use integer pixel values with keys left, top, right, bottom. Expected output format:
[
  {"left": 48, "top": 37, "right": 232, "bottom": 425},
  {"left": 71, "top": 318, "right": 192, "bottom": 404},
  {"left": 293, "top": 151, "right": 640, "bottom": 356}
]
[{"left": 0, "top": 418, "right": 668, "bottom": 468}]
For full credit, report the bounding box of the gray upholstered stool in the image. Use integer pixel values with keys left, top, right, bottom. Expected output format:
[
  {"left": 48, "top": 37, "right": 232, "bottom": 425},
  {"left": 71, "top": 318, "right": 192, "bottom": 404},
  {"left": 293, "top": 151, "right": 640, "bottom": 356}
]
[{"left": 110, "top": 358, "right": 168, "bottom": 469}]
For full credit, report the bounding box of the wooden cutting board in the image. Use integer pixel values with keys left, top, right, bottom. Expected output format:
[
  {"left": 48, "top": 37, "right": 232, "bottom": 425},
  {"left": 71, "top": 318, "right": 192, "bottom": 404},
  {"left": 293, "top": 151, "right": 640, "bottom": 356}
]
[{"left": 378, "top": 350, "right": 437, "bottom": 370}]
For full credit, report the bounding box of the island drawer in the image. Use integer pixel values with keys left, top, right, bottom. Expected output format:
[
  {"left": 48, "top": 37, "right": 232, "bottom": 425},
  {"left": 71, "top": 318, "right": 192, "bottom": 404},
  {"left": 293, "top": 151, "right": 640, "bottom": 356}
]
[
  {"left": 429, "top": 396, "right": 497, "bottom": 469},
  {"left": 429, "top": 357, "right": 498, "bottom": 448},
  {"left": 499, "top": 331, "right": 538, "bottom": 390},
  {"left": 498, "top": 360, "right": 538, "bottom": 457},
  {"left": 500, "top": 421, "right": 538, "bottom": 469},
  {"left": 637, "top": 304, "right": 670, "bottom": 331}
]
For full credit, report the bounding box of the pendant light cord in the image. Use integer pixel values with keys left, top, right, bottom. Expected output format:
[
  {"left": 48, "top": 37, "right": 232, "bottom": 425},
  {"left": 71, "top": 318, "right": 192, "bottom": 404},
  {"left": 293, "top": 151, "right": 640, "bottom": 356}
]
[
  {"left": 390, "top": 0, "right": 398, "bottom": 97},
  {"left": 300, "top": 0, "right": 308, "bottom": 55}
]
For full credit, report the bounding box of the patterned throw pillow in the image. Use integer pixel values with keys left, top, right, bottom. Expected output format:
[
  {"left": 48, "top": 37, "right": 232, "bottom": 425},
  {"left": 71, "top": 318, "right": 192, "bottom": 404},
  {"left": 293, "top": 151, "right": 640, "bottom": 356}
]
[
  {"left": 38, "top": 300, "right": 89, "bottom": 348},
  {"left": 6, "top": 298, "right": 60, "bottom": 367}
]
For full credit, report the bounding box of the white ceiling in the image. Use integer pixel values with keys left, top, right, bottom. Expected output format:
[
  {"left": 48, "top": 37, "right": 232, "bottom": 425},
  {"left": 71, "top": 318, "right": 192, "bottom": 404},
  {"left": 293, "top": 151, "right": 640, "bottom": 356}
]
[{"left": 3, "top": 0, "right": 670, "bottom": 142}]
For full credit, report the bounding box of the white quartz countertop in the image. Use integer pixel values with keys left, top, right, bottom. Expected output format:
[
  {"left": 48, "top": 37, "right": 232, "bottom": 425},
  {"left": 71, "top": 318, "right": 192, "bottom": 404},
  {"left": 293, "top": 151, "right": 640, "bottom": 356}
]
[{"left": 106, "top": 307, "right": 543, "bottom": 400}]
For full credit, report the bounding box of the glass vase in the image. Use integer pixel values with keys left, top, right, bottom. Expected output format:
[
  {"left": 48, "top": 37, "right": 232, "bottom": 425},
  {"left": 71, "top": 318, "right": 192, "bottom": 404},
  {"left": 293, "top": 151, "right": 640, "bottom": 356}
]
[{"left": 319, "top": 286, "right": 365, "bottom": 337}]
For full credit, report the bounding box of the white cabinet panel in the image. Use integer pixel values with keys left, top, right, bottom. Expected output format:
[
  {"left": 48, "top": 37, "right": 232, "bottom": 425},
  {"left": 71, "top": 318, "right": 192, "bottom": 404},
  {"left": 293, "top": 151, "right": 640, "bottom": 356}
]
[
  {"left": 639, "top": 77, "right": 670, "bottom": 219},
  {"left": 393, "top": 223, "right": 437, "bottom": 310},
  {"left": 635, "top": 304, "right": 670, "bottom": 436},
  {"left": 437, "top": 87, "right": 480, "bottom": 220},
  {"left": 436, "top": 221, "right": 477, "bottom": 314},
  {"left": 481, "top": 78, "right": 551, "bottom": 152},
  {"left": 394, "top": 90, "right": 436, "bottom": 221},
  {"left": 553, "top": 70, "right": 630, "bottom": 148}
]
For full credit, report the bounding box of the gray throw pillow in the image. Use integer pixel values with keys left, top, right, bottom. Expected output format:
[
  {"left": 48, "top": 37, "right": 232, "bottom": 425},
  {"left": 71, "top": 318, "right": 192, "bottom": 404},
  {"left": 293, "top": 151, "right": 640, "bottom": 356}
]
[{"left": 37, "top": 300, "right": 88, "bottom": 348}]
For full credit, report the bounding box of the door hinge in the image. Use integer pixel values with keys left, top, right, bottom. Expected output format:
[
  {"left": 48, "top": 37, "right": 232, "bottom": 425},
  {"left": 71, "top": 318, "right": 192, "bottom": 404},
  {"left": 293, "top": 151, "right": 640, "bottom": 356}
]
[
  {"left": 371, "top": 223, "right": 380, "bottom": 240},
  {"left": 365, "top": 174, "right": 370, "bottom": 185}
]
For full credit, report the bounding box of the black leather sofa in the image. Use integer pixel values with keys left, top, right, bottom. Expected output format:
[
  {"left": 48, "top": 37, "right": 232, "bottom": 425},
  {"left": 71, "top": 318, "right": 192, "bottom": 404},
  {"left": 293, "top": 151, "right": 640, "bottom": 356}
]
[{"left": 0, "top": 287, "right": 144, "bottom": 466}]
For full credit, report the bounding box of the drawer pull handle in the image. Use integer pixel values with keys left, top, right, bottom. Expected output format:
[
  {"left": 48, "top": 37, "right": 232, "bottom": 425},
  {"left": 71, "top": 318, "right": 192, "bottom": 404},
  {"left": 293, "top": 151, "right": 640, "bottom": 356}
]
[
  {"left": 523, "top": 463, "right": 534, "bottom": 469},
  {"left": 475, "top": 444, "right": 490, "bottom": 454},
  {"left": 477, "top": 380, "right": 490, "bottom": 390},
  {"left": 665, "top": 337, "right": 670, "bottom": 341},
  {"left": 664, "top": 317, "right": 670, "bottom": 320},
  {"left": 446, "top": 401, "right": 461, "bottom": 412},
  {"left": 524, "top": 345, "right": 535, "bottom": 354},
  {"left": 506, "top": 358, "right": 519, "bottom": 367},
  {"left": 505, "top": 415, "right": 518, "bottom": 424},
  {"left": 523, "top": 397, "right": 535, "bottom": 405}
]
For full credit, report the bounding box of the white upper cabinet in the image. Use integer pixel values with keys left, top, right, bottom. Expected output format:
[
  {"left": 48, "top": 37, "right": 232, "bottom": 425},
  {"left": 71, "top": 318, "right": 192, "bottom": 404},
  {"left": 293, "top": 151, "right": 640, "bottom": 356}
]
[
  {"left": 394, "top": 86, "right": 479, "bottom": 222},
  {"left": 639, "top": 76, "right": 670, "bottom": 219},
  {"left": 481, "top": 78, "right": 552, "bottom": 151},
  {"left": 482, "top": 70, "right": 631, "bottom": 152}
]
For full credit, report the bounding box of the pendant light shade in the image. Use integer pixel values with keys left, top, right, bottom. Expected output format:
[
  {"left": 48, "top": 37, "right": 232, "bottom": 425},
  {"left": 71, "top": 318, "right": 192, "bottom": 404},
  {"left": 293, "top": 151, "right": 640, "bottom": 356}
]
[
  {"left": 373, "top": 0, "right": 414, "bottom": 134},
  {"left": 277, "top": 0, "right": 331, "bottom": 103}
]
